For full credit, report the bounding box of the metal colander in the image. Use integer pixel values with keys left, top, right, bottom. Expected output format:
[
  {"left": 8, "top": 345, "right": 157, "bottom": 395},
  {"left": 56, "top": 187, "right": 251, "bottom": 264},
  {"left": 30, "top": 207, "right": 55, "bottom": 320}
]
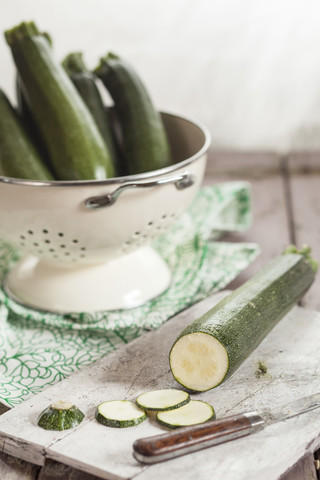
[{"left": 0, "top": 112, "right": 210, "bottom": 313}]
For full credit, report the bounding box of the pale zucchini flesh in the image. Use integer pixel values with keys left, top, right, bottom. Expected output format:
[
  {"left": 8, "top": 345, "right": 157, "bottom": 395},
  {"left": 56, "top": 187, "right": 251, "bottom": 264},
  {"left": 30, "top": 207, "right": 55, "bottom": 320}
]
[
  {"left": 156, "top": 400, "right": 215, "bottom": 429},
  {"left": 170, "top": 333, "right": 228, "bottom": 392},
  {"left": 95, "top": 400, "right": 147, "bottom": 428},
  {"left": 136, "top": 388, "right": 190, "bottom": 411}
]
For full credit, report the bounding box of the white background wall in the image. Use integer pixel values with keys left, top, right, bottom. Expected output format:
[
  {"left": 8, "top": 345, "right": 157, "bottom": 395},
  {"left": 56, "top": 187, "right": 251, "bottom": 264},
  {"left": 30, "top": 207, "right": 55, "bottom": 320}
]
[{"left": 1, "top": 0, "right": 320, "bottom": 152}]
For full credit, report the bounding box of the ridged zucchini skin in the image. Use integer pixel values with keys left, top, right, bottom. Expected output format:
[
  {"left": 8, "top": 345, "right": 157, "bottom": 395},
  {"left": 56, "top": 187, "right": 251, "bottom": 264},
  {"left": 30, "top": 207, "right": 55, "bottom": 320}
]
[
  {"left": 0, "top": 89, "right": 53, "bottom": 180},
  {"left": 170, "top": 248, "right": 317, "bottom": 391},
  {"left": 5, "top": 22, "right": 114, "bottom": 180},
  {"left": 62, "top": 52, "right": 116, "bottom": 177},
  {"left": 37, "top": 403, "right": 85, "bottom": 430},
  {"left": 94, "top": 53, "right": 171, "bottom": 175}
]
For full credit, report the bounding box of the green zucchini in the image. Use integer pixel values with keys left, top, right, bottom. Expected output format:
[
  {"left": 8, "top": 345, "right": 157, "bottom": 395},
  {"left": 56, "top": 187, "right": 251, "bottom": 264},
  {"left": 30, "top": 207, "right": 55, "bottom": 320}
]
[
  {"left": 0, "top": 88, "right": 53, "bottom": 180},
  {"left": 136, "top": 389, "right": 190, "bottom": 412},
  {"left": 37, "top": 400, "right": 85, "bottom": 430},
  {"left": 156, "top": 400, "right": 215, "bottom": 429},
  {"left": 94, "top": 52, "right": 171, "bottom": 175},
  {"left": 62, "top": 52, "right": 117, "bottom": 176},
  {"left": 169, "top": 245, "right": 318, "bottom": 392},
  {"left": 95, "top": 400, "right": 147, "bottom": 428},
  {"left": 5, "top": 21, "right": 114, "bottom": 180}
]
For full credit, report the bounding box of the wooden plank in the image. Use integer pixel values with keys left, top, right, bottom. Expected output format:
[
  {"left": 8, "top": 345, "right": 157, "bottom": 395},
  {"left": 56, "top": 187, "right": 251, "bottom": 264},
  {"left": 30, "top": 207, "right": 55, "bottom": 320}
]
[
  {"left": 280, "top": 453, "right": 317, "bottom": 480},
  {"left": 205, "top": 152, "right": 291, "bottom": 289},
  {"left": 38, "top": 459, "right": 102, "bottom": 480},
  {"left": 0, "top": 292, "right": 319, "bottom": 479},
  {"left": 0, "top": 451, "right": 39, "bottom": 480},
  {"left": 287, "top": 155, "right": 320, "bottom": 310}
]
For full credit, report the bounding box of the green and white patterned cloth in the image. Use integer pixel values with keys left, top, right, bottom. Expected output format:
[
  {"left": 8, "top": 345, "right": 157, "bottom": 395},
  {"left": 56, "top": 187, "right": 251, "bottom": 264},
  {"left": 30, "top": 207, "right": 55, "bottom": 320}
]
[{"left": 0, "top": 182, "right": 259, "bottom": 408}]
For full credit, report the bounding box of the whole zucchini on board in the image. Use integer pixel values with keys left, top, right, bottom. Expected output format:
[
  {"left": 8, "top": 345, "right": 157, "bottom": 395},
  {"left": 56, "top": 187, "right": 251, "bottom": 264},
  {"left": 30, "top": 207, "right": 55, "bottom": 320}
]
[
  {"left": 94, "top": 53, "right": 171, "bottom": 175},
  {"left": 169, "top": 246, "right": 318, "bottom": 392},
  {"left": 5, "top": 21, "right": 114, "bottom": 180},
  {"left": 0, "top": 89, "right": 53, "bottom": 180},
  {"left": 62, "top": 52, "right": 117, "bottom": 176}
]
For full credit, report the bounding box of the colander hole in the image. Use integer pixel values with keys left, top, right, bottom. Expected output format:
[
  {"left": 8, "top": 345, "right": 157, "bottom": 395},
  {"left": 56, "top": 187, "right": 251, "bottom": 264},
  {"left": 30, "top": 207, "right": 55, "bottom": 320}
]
[
  {"left": 162, "top": 214, "right": 167, "bottom": 219},
  {"left": 65, "top": 252, "right": 70, "bottom": 256},
  {"left": 28, "top": 230, "right": 34, "bottom": 235},
  {"left": 45, "top": 239, "right": 50, "bottom": 244},
  {"left": 148, "top": 221, "right": 153, "bottom": 226},
  {"left": 134, "top": 231, "right": 140, "bottom": 236},
  {"left": 60, "top": 245, "right": 66, "bottom": 248},
  {"left": 80, "top": 254, "right": 86, "bottom": 258},
  {"left": 33, "top": 242, "right": 39, "bottom": 246},
  {"left": 58, "top": 232, "right": 64, "bottom": 237},
  {"left": 20, "top": 235, "right": 25, "bottom": 240},
  {"left": 49, "top": 248, "right": 55, "bottom": 252},
  {"left": 72, "top": 239, "right": 78, "bottom": 243},
  {"left": 80, "top": 247, "right": 86, "bottom": 251},
  {"left": 42, "top": 229, "right": 49, "bottom": 234}
]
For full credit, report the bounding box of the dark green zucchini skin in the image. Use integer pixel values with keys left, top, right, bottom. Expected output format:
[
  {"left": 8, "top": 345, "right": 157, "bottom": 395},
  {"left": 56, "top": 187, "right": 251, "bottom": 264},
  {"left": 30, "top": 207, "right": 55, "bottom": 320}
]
[
  {"left": 0, "top": 89, "right": 53, "bottom": 180},
  {"left": 16, "top": 75, "right": 50, "bottom": 164},
  {"left": 170, "top": 248, "right": 317, "bottom": 388},
  {"left": 5, "top": 22, "right": 114, "bottom": 180},
  {"left": 37, "top": 404, "right": 85, "bottom": 430},
  {"left": 62, "top": 52, "right": 117, "bottom": 176},
  {"left": 94, "top": 53, "right": 171, "bottom": 175}
]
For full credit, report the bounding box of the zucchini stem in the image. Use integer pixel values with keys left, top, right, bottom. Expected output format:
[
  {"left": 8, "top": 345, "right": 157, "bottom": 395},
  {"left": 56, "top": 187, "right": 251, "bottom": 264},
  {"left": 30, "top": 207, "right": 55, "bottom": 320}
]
[{"left": 283, "top": 244, "right": 318, "bottom": 273}]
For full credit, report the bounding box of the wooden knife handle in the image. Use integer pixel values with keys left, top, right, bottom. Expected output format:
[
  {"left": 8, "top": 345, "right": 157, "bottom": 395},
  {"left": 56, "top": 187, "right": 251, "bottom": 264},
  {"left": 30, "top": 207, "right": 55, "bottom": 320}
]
[{"left": 133, "top": 411, "right": 264, "bottom": 464}]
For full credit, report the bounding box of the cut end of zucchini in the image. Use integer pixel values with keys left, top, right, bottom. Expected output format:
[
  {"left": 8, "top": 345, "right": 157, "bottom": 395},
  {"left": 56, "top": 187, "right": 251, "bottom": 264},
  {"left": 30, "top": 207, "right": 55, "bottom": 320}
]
[
  {"left": 5, "top": 21, "right": 40, "bottom": 46},
  {"left": 156, "top": 400, "right": 215, "bottom": 429},
  {"left": 169, "top": 332, "right": 229, "bottom": 391},
  {"left": 95, "top": 400, "right": 147, "bottom": 428},
  {"left": 136, "top": 389, "right": 190, "bottom": 412},
  {"left": 51, "top": 400, "right": 74, "bottom": 410}
]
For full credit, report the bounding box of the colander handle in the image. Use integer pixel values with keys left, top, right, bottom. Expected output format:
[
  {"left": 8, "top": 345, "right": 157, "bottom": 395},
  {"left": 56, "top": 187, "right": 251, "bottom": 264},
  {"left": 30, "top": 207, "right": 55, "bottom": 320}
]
[{"left": 84, "top": 172, "right": 195, "bottom": 209}]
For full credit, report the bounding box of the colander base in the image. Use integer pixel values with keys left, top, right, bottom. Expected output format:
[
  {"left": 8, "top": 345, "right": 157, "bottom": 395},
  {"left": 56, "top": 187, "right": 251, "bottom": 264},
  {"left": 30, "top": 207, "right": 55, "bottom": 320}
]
[{"left": 4, "top": 246, "right": 171, "bottom": 314}]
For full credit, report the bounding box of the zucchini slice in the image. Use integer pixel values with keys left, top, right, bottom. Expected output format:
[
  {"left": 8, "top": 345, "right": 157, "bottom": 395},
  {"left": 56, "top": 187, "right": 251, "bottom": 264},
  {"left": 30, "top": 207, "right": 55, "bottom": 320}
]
[
  {"left": 156, "top": 400, "right": 215, "bottom": 429},
  {"left": 95, "top": 400, "right": 147, "bottom": 428},
  {"left": 37, "top": 400, "right": 85, "bottom": 431},
  {"left": 136, "top": 389, "right": 190, "bottom": 411},
  {"left": 170, "top": 246, "right": 317, "bottom": 392}
]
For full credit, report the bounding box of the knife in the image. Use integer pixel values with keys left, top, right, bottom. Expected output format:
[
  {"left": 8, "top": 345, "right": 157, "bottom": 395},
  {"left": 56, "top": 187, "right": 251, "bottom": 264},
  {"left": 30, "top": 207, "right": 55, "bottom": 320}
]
[{"left": 133, "top": 391, "right": 320, "bottom": 464}]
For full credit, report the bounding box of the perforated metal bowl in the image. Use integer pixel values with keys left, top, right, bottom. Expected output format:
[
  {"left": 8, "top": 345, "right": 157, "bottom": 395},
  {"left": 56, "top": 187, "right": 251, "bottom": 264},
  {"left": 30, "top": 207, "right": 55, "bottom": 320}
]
[{"left": 0, "top": 112, "right": 210, "bottom": 313}]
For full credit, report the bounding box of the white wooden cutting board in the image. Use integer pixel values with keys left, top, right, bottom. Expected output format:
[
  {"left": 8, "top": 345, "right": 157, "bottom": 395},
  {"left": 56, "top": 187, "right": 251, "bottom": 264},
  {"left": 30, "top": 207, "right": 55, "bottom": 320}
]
[{"left": 0, "top": 290, "right": 319, "bottom": 480}]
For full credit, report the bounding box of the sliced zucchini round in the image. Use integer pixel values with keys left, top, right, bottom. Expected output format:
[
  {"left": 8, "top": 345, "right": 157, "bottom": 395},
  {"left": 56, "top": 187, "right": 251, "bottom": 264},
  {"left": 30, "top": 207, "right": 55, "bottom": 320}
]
[
  {"left": 37, "top": 400, "right": 85, "bottom": 431},
  {"left": 95, "top": 400, "right": 147, "bottom": 428},
  {"left": 156, "top": 399, "right": 215, "bottom": 429},
  {"left": 136, "top": 389, "right": 190, "bottom": 412}
]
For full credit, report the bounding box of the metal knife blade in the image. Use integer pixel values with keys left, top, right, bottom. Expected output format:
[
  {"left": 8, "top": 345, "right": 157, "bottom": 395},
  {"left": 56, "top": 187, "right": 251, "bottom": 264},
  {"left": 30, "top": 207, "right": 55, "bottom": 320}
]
[{"left": 133, "top": 391, "right": 320, "bottom": 464}]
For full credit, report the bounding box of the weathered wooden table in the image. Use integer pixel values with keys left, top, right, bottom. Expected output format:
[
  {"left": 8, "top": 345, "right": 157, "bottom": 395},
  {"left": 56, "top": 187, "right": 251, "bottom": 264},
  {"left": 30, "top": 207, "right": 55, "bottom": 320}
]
[{"left": 0, "top": 153, "right": 319, "bottom": 480}]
